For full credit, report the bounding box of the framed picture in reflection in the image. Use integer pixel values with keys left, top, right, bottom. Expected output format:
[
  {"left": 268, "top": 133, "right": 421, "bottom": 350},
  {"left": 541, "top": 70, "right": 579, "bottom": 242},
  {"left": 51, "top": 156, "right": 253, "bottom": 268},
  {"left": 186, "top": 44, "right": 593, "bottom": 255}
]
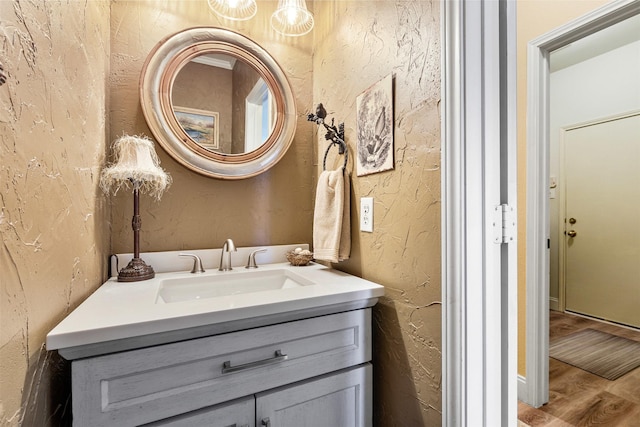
[{"left": 174, "top": 106, "right": 219, "bottom": 150}]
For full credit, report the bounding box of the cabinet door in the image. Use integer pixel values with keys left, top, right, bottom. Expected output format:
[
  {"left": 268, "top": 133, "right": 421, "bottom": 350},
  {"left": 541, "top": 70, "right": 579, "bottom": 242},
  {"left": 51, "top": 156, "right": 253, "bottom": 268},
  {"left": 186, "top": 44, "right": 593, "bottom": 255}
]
[
  {"left": 256, "top": 364, "right": 372, "bottom": 427},
  {"left": 142, "top": 396, "right": 254, "bottom": 427}
]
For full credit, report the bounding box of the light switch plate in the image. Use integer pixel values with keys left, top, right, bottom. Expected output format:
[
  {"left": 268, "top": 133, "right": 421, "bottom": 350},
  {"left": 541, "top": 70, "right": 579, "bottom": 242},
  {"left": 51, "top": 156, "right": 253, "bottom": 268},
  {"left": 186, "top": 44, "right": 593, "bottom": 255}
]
[{"left": 360, "top": 197, "right": 373, "bottom": 232}]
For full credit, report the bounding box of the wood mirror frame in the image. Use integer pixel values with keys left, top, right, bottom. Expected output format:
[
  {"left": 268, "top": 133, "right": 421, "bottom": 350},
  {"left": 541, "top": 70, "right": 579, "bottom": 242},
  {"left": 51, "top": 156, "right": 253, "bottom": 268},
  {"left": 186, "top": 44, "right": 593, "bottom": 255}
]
[{"left": 140, "top": 27, "right": 297, "bottom": 179}]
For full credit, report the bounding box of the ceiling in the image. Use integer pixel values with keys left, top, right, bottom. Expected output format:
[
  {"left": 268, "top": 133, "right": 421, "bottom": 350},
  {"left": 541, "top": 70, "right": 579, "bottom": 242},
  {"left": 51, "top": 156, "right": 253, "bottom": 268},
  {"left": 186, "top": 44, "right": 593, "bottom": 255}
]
[{"left": 550, "top": 13, "right": 640, "bottom": 72}]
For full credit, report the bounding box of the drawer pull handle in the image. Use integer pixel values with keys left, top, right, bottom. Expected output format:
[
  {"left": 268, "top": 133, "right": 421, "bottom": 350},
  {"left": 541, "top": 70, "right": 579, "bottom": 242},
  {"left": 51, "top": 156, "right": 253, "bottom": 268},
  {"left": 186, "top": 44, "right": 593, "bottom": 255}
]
[
  {"left": 261, "top": 418, "right": 271, "bottom": 427},
  {"left": 222, "top": 350, "right": 287, "bottom": 374}
]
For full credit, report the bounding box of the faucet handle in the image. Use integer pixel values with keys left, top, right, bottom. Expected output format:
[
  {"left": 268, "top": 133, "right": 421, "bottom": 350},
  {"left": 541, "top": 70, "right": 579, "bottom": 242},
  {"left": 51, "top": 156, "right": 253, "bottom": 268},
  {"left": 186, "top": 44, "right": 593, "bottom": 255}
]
[
  {"left": 179, "top": 253, "right": 205, "bottom": 273},
  {"left": 245, "top": 248, "right": 267, "bottom": 269}
]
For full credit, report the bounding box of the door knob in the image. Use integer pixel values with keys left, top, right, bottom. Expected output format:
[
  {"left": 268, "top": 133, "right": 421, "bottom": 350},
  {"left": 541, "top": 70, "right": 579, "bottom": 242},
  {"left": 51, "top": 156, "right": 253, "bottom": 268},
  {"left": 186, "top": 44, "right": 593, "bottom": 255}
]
[{"left": 567, "top": 230, "right": 577, "bottom": 237}]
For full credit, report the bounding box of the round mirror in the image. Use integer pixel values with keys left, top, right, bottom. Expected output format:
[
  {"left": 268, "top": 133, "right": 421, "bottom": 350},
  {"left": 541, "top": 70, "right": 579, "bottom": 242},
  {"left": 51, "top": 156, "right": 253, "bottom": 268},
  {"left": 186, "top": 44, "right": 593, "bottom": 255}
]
[{"left": 140, "top": 27, "right": 297, "bottom": 179}]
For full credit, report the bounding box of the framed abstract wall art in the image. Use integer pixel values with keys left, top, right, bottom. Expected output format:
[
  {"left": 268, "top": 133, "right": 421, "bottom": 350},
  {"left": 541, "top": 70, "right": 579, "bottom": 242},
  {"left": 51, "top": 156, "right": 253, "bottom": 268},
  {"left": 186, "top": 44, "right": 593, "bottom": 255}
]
[{"left": 356, "top": 74, "right": 394, "bottom": 176}]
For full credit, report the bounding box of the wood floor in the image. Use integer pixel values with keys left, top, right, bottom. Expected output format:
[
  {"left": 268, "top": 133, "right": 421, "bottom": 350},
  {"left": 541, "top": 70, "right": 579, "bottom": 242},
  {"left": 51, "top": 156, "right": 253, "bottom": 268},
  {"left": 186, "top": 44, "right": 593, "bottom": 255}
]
[{"left": 518, "top": 311, "right": 640, "bottom": 426}]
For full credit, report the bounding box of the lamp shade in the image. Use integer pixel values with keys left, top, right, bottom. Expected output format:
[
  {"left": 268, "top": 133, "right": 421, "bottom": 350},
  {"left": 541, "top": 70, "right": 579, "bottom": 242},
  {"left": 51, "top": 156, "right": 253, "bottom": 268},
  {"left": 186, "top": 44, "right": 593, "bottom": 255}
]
[
  {"left": 208, "top": 0, "right": 257, "bottom": 21},
  {"left": 100, "top": 135, "right": 171, "bottom": 200},
  {"left": 271, "top": 0, "right": 314, "bottom": 37}
]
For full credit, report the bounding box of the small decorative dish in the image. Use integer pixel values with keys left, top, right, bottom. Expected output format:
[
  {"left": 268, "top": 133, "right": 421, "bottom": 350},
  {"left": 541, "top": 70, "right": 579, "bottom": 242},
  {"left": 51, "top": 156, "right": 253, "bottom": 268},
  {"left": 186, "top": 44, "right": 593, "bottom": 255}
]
[{"left": 286, "top": 249, "right": 314, "bottom": 266}]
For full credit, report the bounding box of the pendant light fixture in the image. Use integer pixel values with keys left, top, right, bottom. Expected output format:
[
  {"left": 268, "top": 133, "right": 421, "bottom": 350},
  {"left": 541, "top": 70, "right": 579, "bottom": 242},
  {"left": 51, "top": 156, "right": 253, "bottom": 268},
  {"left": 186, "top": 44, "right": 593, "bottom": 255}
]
[
  {"left": 271, "top": 0, "right": 314, "bottom": 37},
  {"left": 207, "top": 0, "right": 257, "bottom": 21}
]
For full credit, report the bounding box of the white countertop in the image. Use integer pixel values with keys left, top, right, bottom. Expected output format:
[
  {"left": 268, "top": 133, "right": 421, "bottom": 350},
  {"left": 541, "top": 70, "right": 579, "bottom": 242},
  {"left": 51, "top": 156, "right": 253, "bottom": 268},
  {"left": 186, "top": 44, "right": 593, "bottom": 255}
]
[{"left": 46, "top": 247, "right": 385, "bottom": 356}]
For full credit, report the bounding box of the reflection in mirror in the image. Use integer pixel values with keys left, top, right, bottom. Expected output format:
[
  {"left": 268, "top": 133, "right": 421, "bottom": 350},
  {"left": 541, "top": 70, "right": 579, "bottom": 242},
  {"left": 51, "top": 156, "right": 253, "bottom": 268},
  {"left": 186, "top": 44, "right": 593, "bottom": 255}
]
[{"left": 172, "top": 53, "right": 275, "bottom": 155}]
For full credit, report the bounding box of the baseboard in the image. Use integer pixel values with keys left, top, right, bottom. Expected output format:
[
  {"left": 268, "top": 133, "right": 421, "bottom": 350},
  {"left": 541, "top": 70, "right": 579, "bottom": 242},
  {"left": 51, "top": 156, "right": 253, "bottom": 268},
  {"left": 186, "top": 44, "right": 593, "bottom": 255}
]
[
  {"left": 549, "top": 297, "right": 559, "bottom": 312},
  {"left": 517, "top": 374, "right": 528, "bottom": 403}
]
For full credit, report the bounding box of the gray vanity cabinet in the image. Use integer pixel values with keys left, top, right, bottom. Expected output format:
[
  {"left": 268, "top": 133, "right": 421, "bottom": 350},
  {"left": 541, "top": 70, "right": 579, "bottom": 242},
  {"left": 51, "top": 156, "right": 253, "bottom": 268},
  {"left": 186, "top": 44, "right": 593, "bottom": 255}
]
[{"left": 71, "top": 309, "right": 372, "bottom": 426}]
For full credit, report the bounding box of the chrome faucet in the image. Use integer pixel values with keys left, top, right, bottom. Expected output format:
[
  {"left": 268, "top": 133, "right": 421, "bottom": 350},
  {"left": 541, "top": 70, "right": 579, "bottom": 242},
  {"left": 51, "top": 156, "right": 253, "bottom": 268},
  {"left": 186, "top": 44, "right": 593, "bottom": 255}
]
[{"left": 218, "top": 238, "right": 237, "bottom": 271}]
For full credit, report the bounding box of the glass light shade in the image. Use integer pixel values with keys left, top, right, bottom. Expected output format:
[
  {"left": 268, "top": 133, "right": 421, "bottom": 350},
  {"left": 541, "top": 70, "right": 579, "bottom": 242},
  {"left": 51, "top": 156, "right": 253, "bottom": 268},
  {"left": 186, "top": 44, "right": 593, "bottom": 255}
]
[
  {"left": 207, "top": 0, "right": 257, "bottom": 21},
  {"left": 271, "top": 0, "right": 314, "bottom": 37}
]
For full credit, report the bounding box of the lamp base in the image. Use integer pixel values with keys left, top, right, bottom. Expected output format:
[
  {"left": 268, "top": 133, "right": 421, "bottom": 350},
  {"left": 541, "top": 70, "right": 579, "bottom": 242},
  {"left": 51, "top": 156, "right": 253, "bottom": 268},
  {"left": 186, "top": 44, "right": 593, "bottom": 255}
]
[{"left": 118, "top": 257, "right": 155, "bottom": 282}]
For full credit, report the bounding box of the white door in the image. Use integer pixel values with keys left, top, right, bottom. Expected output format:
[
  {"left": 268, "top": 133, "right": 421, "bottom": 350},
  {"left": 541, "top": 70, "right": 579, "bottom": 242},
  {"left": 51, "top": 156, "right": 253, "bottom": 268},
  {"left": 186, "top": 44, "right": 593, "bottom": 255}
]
[{"left": 563, "top": 113, "right": 640, "bottom": 328}]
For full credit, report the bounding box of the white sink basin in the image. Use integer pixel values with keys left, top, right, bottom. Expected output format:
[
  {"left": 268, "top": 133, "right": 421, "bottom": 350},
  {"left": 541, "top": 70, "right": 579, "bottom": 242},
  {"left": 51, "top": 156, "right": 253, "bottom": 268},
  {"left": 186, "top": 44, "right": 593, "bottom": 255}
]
[{"left": 157, "top": 269, "right": 316, "bottom": 303}]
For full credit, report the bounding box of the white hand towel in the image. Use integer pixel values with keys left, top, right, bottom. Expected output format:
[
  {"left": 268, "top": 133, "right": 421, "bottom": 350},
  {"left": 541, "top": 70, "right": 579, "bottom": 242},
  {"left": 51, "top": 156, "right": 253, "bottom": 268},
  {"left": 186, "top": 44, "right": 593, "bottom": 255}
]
[{"left": 313, "top": 169, "right": 351, "bottom": 262}]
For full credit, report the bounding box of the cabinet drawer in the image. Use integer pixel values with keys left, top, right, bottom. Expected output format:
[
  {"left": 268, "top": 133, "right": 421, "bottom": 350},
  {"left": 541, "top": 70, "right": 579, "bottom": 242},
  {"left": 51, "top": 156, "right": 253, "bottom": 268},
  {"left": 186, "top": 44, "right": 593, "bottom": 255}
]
[{"left": 72, "top": 309, "right": 371, "bottom": 426}]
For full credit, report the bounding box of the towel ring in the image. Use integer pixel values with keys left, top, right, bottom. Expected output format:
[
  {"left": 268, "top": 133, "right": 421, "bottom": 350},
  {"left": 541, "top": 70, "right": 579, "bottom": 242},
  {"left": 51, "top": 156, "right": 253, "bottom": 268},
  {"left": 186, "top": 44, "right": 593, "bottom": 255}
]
[{"left": 323, "top": 142, "right": 348, "bottom": 171}]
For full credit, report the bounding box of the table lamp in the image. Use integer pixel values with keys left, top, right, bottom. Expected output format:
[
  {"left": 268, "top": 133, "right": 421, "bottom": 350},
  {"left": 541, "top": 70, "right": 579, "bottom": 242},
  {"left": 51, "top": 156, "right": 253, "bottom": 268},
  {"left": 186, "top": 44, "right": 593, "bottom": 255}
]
[{"left": 100, "top": 135, "right": 171, "bottom": 282}]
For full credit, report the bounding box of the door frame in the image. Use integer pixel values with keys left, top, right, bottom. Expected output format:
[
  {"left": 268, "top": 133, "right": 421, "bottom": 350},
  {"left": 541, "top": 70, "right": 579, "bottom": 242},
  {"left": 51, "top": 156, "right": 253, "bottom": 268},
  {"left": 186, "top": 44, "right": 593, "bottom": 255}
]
[
  {"left": 525, "top": 0, "right": 640, "bottom": 408},
  {"left": 442, "top": 0, "right": 517, "bottom": 424}
]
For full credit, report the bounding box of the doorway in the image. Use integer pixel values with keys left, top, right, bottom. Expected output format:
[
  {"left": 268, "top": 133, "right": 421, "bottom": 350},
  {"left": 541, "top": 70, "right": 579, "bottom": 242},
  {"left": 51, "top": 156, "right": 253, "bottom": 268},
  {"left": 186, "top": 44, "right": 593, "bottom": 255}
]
[{"left": 525, "top": 0, "right": 640, "bottom": 408}]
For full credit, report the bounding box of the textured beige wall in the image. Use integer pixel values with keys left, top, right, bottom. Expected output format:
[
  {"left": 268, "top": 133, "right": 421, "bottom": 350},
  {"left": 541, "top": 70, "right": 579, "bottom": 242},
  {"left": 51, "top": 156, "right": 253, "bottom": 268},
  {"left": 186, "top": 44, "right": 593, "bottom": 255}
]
[
  {"left": 109, "top": 0, "right": 314, "bottom": 255},
  {"left": 516, "top": 0, "right": 613, "bottom": 377},
  {"left": 313, "top": 1, "right": 442, "bottom": 424},
  {"left": 0, "top": 1, "right": 111, "bottom": 425}
]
